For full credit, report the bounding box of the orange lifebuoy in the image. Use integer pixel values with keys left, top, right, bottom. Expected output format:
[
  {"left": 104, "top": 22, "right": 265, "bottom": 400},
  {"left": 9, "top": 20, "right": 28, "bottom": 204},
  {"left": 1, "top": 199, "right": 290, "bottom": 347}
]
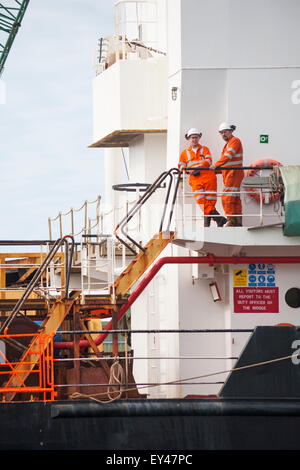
[{"left": 246, "top": 158, "right": 282, "bottom": 204}]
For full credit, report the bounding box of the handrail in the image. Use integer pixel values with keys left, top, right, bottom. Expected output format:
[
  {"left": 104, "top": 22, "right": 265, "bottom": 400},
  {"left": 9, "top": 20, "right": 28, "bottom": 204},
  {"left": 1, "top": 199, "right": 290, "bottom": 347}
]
[
  {"left": 48, "top": 195, "right": 101, "bottom": 240},
  {"left": 112, "top": 183, "right": 152, "bottom": 192},
  {"left": 184, "top": 166, "right": 276, "bottom": 171},
  {"left": 64, "top": 235, "right": 75, "bottom": 300},
  {"left": 114, "top": 168, "right": 181, "bottom": 254},
  {"left": 113, "top": 166, "right": 279, "bottom": 254},
  {"left": 80, "top": 234, "right": 116, "bottom": 302},
  {"left": 0, "top": 236, "right": 74, "bottom": 334},
  {"left": 0, "top": 331, "right": 55, "bottom": 401}
]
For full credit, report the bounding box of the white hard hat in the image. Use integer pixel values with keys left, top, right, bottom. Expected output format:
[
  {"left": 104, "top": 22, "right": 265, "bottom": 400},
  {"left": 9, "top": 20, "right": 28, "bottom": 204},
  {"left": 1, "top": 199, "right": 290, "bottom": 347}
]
[
  {"left": 185, "top": 128, "right": 202, "bottom": 139},
  {"left": 219, "top": 122, "right": 236, "bottom": 132}
]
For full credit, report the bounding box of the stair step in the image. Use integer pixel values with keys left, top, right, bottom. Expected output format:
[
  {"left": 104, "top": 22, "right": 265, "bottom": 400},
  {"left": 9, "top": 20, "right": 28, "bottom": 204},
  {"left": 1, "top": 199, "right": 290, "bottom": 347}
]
[{"left": 114, "top": 232, "right": 174, "bottom": 297}]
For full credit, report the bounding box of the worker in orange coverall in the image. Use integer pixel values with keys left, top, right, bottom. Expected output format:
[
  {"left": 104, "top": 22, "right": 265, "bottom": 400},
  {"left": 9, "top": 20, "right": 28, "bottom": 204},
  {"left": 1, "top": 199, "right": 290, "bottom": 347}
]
[
  {"left": 179, "top": 128, "right": 226, "bottom": 227},
  {"left": 211, "top": 123, "right": 244, "bottom": 227}
]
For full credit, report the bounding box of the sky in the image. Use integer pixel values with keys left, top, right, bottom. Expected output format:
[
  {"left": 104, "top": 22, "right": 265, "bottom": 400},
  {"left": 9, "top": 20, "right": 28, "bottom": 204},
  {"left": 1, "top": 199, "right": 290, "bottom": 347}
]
[{"left": 0, "top": 0, "right": 116, "bottom": 241}]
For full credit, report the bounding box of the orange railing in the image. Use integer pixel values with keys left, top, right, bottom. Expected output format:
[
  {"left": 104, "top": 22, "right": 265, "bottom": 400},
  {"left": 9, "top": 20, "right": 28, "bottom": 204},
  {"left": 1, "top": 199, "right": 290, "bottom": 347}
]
[{"left": 0, "top": 332, "right": 56, "bottom": 402}]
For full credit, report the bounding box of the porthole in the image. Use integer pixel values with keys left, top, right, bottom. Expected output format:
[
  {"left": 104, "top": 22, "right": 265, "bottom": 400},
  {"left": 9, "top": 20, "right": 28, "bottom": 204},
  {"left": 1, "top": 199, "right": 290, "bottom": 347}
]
[{"left": 285, "top": 288, "right": 300, "bottom": 308}]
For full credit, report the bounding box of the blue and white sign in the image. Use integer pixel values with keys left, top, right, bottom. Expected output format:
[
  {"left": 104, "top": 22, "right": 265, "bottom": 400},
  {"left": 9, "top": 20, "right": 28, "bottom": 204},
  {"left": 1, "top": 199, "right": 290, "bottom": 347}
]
[
  {"left": 258, "top": 275, "right": 266, "bottom": 286},
  {"left": 246, "top": 264, "right": 276, "bottom": 287},
  {"left": 257, "top": 264, "right": 266, "bottom": 274},
  {"left": 248, "top": 274, "right": 257, "bottom": 286},
  {"left": 267, "top": 274, "right": 276, "bottom": 286},
  {"left": 267, "top": 264, "right": 275, "bottom": 274},
  {"left": 248, "top": 264, "right": 257, "bottom": 274}
]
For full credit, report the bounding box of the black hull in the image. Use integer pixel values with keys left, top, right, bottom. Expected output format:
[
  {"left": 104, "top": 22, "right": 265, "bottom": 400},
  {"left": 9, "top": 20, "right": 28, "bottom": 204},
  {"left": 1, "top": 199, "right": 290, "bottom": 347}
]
[
  {"left": 2, "top": 327, "right": 300, "bottom": 452},
  {"left": 1, "top": 398, "right": 300, "bottom": 451}
]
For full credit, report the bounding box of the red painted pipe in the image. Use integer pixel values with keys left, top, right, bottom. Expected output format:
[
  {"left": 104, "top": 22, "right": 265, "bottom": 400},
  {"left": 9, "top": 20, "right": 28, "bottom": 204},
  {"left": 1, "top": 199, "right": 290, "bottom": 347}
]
[{"left": 54, "top": 255, "right": 300, "bottom": 350}]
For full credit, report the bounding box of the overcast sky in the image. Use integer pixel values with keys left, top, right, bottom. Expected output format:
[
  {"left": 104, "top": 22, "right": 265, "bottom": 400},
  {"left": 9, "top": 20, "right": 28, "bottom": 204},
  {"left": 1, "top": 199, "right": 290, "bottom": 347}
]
[{"left": 0, "top": 0, "right": 116, "bottom": 241}]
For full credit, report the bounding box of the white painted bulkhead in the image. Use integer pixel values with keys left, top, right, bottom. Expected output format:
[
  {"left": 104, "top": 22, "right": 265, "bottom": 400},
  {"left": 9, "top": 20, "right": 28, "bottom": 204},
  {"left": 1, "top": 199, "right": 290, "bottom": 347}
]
[
  {"left": 91, "top": 0, "right": 300, "bottom": 398},
  {"left": 92, "top": 58, "right": 168, "bottom": 145},
  {"left": 162, "top": 0, "right": 300, "bottom": 397}
]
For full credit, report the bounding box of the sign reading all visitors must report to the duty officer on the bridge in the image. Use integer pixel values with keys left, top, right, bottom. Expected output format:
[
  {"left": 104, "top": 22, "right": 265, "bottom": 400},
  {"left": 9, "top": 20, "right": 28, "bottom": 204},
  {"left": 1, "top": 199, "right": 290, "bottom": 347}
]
[{"left": 233, "top": 264, "right": 279, "bottom": 313}]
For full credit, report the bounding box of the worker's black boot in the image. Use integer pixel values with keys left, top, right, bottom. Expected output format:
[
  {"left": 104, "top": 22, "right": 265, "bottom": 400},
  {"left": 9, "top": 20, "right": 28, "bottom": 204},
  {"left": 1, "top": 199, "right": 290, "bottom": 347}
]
[
  {"left": 209, "top": 209, "right": 227, "bottom": 227},
  {"left": 204, "top": 215, "right": 211, "bottom": 227}
]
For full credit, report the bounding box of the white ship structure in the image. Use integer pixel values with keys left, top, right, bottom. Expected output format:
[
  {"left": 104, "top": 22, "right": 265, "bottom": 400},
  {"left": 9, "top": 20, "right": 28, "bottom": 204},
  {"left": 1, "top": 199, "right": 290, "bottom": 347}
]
[
  {"left": 73, "top": 0, "right": 300, "bottom": 399},
  {"left": 1, "top": 0, "right": 300, "bottom": 451}
]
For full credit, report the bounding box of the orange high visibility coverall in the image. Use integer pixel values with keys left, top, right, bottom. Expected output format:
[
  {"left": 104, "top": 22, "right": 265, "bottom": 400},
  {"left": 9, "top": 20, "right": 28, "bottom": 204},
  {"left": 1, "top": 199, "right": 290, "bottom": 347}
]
[
  {"left": 214, "top": 136, "right": 244, "bottom": 216},
  {"left": 179, "top": 145, "right": 217, "bottom": 215}
]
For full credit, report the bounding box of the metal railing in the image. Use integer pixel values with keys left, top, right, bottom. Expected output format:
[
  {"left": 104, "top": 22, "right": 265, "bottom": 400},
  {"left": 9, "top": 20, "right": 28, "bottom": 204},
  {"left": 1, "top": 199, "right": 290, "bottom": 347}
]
[
  {"left": 0, "top": 331, "right": 55, "bottom": 402},
  {"left": 80, "top": 234, "right": 116, "bottom": 303},
  {"left": 0, "top": 237, "right": 74, "bottom": 334},
  {"left": 44, "top": 166, "right": 285, "bottom": 302},
  {"left": 177, "top": 166, "right": 284, "bottom": 231},
  {"left": 93, "top": 33, "right": 165, "bottom": 76},
  {"left": 48, "top": 166, "right": 284, "bottom": 247},
  {"left": 93, "top": 1, "right": 166, "bottom": 76},
  {"left": 114, "top": 168, "right": 181, "bottom": 254},
  {"left": 48, "top": 196, "right": 102, "bottom": 241},
  {"left": 48, "top": 192, "right": 146, "bottom": 248},
  {"left": 0, "top": 325, "right": 259, "bottom": 402},
  {"left": 51, "top": 327, "right": 255, "bottom": 401}
]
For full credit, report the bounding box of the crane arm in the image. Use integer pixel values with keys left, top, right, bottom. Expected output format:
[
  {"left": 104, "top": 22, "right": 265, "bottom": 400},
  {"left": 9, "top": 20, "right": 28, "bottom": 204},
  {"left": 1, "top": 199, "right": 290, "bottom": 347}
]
[{"left": 0, "top": 0, "right": 30, "bottom": 76}]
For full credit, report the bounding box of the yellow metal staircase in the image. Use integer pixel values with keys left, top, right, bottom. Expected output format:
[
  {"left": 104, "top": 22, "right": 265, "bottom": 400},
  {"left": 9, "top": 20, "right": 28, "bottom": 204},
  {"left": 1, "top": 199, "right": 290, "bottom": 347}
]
[{"left": 114, "top": 231, "right": 175, "bottom": 298}]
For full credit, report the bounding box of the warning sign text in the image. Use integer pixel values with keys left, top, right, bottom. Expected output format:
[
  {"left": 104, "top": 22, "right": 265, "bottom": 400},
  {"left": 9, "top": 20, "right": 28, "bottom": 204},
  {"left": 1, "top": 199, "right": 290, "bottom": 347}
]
[{"left": 234, "top": 287, "right": 279, "bottom": 313}]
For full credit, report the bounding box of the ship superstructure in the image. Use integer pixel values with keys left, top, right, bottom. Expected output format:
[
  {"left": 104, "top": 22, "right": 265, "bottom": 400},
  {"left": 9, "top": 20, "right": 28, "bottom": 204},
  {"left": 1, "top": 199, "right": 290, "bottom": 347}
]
[
  {"left": 0, "top": 0, "right": 300, "bottom": 451},
  {"left": 86, "top": 0, "right": 300, "bottom": 400}
]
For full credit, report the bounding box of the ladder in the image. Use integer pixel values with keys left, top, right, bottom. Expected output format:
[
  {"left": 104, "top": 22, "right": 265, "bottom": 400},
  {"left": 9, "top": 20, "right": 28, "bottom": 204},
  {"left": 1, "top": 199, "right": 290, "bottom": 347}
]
[{"left": 114, "top": 231, "right": 174, "bottom": 298}]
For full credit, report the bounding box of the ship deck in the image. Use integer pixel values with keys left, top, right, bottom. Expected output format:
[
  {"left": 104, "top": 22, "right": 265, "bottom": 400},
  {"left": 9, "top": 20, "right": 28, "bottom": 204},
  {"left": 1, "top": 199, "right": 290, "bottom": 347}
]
[{"left": 174, "top": 226, "right": 300, "bottom": 252}]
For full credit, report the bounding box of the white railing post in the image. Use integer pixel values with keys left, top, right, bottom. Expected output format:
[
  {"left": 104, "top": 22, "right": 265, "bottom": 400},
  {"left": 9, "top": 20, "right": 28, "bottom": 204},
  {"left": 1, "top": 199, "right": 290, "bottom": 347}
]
[
  {"left": 48, "top": 218, "right": 52, "bottom": 241},
  {"left": 70, "top": 208, "right": 74, "bottom": 237},
  {"left": 182, "top": 171, "right": 186, "bottom": 238},
  {"left": 59, "top": 212, "right": 62, "bottom": 239},
  {"left": 259, "top": 170, "right": 263, "bottom": 226}
]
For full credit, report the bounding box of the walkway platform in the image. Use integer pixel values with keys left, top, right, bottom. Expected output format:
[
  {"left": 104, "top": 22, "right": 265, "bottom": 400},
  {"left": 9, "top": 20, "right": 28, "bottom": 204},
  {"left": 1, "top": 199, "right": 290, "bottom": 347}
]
[{"left": 174, "top": 226, "right": 300, "bottom": 252}]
